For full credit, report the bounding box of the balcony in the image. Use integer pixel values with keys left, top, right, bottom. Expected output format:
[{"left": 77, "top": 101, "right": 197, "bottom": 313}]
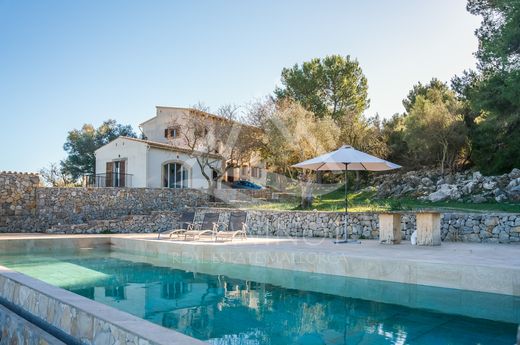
[{"left": 83, "top": 173, "right": 133, "bottom": 187}]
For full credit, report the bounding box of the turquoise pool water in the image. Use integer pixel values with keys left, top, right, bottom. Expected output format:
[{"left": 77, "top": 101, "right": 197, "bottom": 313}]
[{"left": 0, "top": 249, "right": 518, "bottom": 345}]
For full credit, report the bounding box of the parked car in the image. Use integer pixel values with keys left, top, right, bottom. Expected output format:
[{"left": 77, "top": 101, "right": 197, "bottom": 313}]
[{"left": 231, "top": 180, "right": 263, "bottom": 190}]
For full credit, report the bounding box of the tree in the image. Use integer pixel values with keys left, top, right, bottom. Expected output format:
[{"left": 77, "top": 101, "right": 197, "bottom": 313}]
[
  {"left": 256, "top": 99, "right": 341, "bottom": 206},
  {"left": 260, "top": 99, "right": 340, "bottom": 178},
  {"left": 61, "top": 120, "right": 136, "bottom": 179},
  {"left": 275, "top": 55, "right": 369, "bottom": 120},
  {"left": 450, "top": 0, "right": 520, "bottom": 173},
  {"left": 382, "top": 113, "right": 409, "bottom": 165},
  {"left": 39, "top": 162, "right": 75, "bottom": 187},
  {"left": 403, "top": 88, "right": 468, "bottom": 174},
  {"left": 457, "top": 70, "right": 520, "bottom": 173},
  {"left": 467, "top": 0, "right": 520, "bottom": 71},
  {"left": 173, "top": 107, "right": 261, "bottom": 198},
  {"left": 402, "top": 78, "right": 452, "bottom": 113}
]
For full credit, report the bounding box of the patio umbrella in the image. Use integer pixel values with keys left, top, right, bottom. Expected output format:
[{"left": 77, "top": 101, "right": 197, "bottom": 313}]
[{"left": 292, "top": 145, "right": 401, "bottom": 243}]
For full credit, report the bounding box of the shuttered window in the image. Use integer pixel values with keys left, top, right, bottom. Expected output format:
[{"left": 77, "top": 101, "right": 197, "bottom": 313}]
[{"left": 106, "top": 162, "right": 113, "bottom": 187}]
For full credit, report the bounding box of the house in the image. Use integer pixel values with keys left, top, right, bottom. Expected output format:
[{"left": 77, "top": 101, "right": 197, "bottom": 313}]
[{"left": 93, "top": 106, "right": 267, "bottom": 188}]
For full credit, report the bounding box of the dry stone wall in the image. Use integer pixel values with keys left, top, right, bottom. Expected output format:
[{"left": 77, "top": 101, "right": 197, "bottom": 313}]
[
  {"left": 0, "top": 172, "right": 40, "bottom": 229},
  {"left": 0, "top": 172, "right": 209, "bottom": 232},
  {"left": 1, "top": 172, "right": 520, "bottom": 243},
  {"left": 185, "top": 208, "right": 520, "bottom": 243}
]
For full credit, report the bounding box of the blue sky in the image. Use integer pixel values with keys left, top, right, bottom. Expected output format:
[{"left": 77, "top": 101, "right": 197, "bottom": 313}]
[{"left": 0, "top": 0, "right": 481, "bottom": 172}]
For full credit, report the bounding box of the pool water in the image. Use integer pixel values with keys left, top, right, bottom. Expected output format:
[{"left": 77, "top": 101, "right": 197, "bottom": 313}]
[{"left": 0, "top": 249, "right": 518, "bottom": 345}]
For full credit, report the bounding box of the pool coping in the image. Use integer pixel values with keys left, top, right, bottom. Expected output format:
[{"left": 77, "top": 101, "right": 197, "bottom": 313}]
[
  {"left": 0, "top": 234, "right": 519, "bottom": 344},
  {"left": 0, "top": 237, "right": 206, "bottom": 345},
  {"left": 110, "top": 236, "right": 520, "bottom": 296}
]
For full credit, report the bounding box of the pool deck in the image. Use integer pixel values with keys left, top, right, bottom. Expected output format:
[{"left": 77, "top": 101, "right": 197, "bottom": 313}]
[
  {"left": 1, "top": 233, "right": 519, "bottom": 296},
  {"left": 0, "top": 233, "right": 519, "bottom": 344}
]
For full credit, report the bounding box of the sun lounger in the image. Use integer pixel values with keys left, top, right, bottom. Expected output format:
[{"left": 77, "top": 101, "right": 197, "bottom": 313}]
[
  {"left": 216, "top": 211, "right": 248, "bottom": 241},
  {"left": 157, "top": 212, "right": 195, "bottom": 239},
  {"left": 183, "top": 212, "right": 221, "bottom": 241}
]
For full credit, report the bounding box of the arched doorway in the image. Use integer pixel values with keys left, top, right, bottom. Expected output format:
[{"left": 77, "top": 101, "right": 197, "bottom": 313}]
[{"left": 162, "top": 162, "right": 189, "bottom": 188}]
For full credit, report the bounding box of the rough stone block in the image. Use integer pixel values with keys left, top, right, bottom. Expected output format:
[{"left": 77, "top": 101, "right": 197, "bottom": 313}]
[{"left": 416, "top": 212, "right": 441, "bottom": 246}]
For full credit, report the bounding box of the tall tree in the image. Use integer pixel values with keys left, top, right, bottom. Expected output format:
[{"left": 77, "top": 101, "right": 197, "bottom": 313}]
[
  {"left": 382, "top": 113, "right": 409, "bottom": 165},
  {"left": 467, "top": 0, "right": 520, "bottom": 71},
  {"left": 404, "top": 88, "right": 468, "bottom": 174},
  {"left": 61, "top": 120, "right": 136, "bottom": 179},
  {"left": 258, "top": 99, "right": 340, "bottom": 207},
  {"left": 402, "top": 78, "right": 452, "bottom": 113},
  {"left": 451, "top": 0, "right": 520, "bottom": 173},
  {"left": 275, "top": 55, "right": 369, "bottom": 120}
]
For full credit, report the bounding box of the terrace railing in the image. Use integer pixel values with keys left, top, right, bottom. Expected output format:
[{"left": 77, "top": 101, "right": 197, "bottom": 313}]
[{"left": 83, "top": 173, "right": 133, "bottom": 188}]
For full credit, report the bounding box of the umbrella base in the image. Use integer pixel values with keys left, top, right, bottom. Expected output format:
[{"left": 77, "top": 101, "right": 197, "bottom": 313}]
[{"left": 333, "top": 239, "right": 361, "bottom": 244}]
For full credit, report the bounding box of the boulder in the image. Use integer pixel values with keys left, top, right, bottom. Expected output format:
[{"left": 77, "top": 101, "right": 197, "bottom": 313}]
[
  {"left": 472, "top": 171, "right": 483, "bottom": 181},
  {"left": 462, "top": 181, "right": 476, "bottom": 195},
  {"left": 471, "top": 195, "right": 487, "bottom": 204},
  {"left": 507, "top": 178, "right": 520, "bottom": 190},
  {"left": 421, "top": 177, "right": 433, "bottom": 187},
  {"left": 507, "top": 185, "right": 520, "bottom": 202},
  {"left": 427, "top": 184, "right": 459, "bottom": 202},
  {"left": 495, "top": 194, "right": 508, "bottom": 203},
  {"left": 508, "top": 168, "right": 520, "bottom": 179},
  {"left": 482, "top": 181, "right": 497, "bottom": 190}
]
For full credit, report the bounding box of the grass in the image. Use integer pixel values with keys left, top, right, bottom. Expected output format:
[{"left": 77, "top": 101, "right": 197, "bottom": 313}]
[{"left": 254, "top": 188, "right": 520, "bottom": 213}]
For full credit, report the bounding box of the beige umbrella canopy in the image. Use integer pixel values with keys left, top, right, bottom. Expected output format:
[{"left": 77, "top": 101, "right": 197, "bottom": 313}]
[{"left": 293, "top": 145, "right": 402, "bottom": 243}]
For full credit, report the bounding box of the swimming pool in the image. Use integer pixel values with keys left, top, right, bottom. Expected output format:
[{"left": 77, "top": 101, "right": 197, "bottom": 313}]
[{"left": 0, "top": 249, "right": 518, "bottom": 345}]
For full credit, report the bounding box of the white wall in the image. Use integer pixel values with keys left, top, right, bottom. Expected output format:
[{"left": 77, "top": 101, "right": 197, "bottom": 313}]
[
  {"left": 141, "top": 107, "right": 190, "bottom": 144},
  {"left": 146, "top": 147, "right": 219, "bottom": 189},
  {"left": 95, "top": 138, "right": 148, "bottom": 187}
]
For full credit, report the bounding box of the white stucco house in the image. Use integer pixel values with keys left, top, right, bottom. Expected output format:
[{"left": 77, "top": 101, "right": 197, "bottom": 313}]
[{"left": 93, "top": 106, "right": 267, "bottom": 189}]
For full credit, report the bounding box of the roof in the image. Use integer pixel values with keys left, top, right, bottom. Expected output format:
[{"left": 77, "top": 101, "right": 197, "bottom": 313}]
[
  {"left": 96, "top": 136, "right": 222, "bottom": 159},
  {"left": 139, "top": 106, "right": 259, "bottom": 129}
]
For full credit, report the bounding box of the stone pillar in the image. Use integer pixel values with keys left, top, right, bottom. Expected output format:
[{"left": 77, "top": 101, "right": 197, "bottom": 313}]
[
  {"left": 416, "top": 212, "right": 441, "bottom": 246},
  {"left": 379, "top": 213, "right": 402, "bottom": 244}
]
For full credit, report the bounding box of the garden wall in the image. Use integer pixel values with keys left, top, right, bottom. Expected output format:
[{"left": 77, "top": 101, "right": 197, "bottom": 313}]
[
  {"left": 0, "top": 172, "right": 40, "bottom": 229},
  {"left": 198, "top": 208, "right": 520, "bottom": 244},
  {"left": 2, "top": 172, "right": 520, "bottom": 243},
  {"left": 45, "top": 208, "right": 520, "bottom": 244},
  {"left": 0, "top": 172, "right": 209, "bottom": 232}
]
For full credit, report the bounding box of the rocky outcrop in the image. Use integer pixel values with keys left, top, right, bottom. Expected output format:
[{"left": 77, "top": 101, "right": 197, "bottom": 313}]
[{"left": 373, "top": 168, "right": 520, "bottom": 204}]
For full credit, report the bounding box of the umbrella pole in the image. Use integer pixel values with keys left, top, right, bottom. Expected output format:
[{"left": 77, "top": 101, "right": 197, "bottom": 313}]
[
  {"left": 334, "top": 163, "right": 359, "bottom": 244},
  {"left": 344, "top": 163, "right": 348, "bottom": 241}
]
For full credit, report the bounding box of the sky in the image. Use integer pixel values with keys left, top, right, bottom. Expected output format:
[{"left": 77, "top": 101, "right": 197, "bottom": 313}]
[{"left": 0, "top": 0, "right": 481, "bottom": 173}]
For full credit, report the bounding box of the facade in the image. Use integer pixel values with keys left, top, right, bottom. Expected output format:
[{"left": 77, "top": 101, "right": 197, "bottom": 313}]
[{"left": 93, "top": 106, "right": 267, "bottom": 189}]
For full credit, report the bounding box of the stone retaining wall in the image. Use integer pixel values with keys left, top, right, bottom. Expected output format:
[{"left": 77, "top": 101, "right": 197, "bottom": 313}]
[
  {"left": 33, "top": 187, "right": 208, "bottom": 230},
  {"left": 197, "top": 209, "right": 520, "bottom": 243},
  {"left": 0, "top": 265, "right": 204, "bottom": 345},
  {"left": 0, "top": 172, "right": 210, "bottom": 232},
  {"left": 0, "top": 304, "right": 65, "bottom": 345},
  {"left": 46, "top": 208, "right": 520, "bottom": 243},
  {"left": 0, "top": 172, "right": 40, "bottom": 228},
  {"left": 2, "top": 172, "right": 520, "bottom": 243}
]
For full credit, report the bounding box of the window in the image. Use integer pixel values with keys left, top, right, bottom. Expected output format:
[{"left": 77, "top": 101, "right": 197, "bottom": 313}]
[
  {"left": 252, "top": 167, "right": 262, "bottom": 178},
  {"left": 164, "top": 127, "right": 179, "bottom": 139},
  {"left": 163, "top": 163, "right": 188, "bottom": 188},
  {"left": 241, "top": 166, "right": 248, "bottom": 176}
]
